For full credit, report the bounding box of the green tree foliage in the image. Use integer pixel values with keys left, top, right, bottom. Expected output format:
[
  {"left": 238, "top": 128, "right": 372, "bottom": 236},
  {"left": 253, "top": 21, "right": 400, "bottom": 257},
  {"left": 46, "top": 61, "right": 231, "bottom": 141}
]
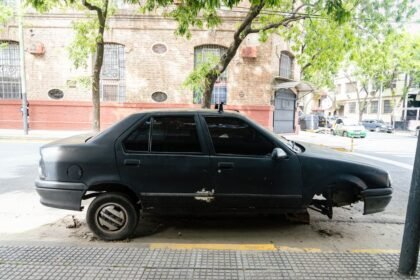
[
  {"left": 140, "top": 0, "right": 415, "bottom": 108},
  {"left": 28, "top": 0, "right": 112, "bottom": 131},
  {"left": 345, "top": 29, "right": 419, "bottom": 121},
  {"left": 140, "top": 0, "right": 351, "bottom": 108},
  {"left": 0, "top": 4, "right": 13, "bottom": 25}
]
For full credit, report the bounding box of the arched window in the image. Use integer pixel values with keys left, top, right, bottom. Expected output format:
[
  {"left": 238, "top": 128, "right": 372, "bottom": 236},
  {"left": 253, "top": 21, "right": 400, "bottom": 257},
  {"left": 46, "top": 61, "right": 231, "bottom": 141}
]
[
  {"left": 279, "top": 51, "right": 294, "bottom": 80},
  {"left": 0, "top": 41, "right": 21, "bottom": 99},
  {"left": 193, "top": 45, "right": 228, "bottom": 104},
  {"left": 100, "top": 43, "right": 125, "bottom": 102}
]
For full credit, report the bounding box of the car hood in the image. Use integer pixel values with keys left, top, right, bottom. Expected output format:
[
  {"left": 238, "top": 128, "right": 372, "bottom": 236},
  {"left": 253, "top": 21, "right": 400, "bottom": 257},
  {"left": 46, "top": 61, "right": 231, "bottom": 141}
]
[
  {"left": 41, "top": 133, "right": 94, "bottom": 148},
  {"left": 345, "top": 125, "right": 365, "bottom": 131},
  {"left": 296, "top": 143, "right": 390, "bottom": 190}
]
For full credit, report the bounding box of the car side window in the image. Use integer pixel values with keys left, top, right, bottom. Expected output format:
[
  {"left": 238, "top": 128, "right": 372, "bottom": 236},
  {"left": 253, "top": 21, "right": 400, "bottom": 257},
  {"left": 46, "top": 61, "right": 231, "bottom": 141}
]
[
  {"left": 151, "top": 116, "right": 201, "bottom": 153},
  {"left": 123, "top": 118, "right": 151, "bottom": 152},
  {"left": 205, "top": 116, "right": 275, "bottom": 156}
]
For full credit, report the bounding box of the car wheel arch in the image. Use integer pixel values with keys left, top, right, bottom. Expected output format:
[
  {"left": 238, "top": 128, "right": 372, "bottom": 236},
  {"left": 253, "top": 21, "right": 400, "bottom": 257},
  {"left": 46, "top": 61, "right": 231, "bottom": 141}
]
[
  {"left": 83, "top": 183, "right": 142, "bottom": 208},
  {"left": 327, "top": 175, "right": 367, "bottom": 200},
  {"left": 311, "top": 175, "right": 367, "bottom": 202}
]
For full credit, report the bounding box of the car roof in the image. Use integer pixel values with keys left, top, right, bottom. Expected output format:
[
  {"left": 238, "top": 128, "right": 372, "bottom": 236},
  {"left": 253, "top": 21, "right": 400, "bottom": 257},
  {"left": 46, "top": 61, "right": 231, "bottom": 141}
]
[{"left": 130, "top": 109, "right": 244, "bottom": 117}]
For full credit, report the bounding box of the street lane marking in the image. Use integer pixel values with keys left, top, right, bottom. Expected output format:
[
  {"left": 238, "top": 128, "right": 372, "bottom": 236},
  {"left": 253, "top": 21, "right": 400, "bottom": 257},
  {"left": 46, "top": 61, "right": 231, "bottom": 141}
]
[
  {"left": 352, "top": 152, "right": 413, "bottom": 170},
  {"left": 149, "top": 243, "right": 276, "bottom": 251}
]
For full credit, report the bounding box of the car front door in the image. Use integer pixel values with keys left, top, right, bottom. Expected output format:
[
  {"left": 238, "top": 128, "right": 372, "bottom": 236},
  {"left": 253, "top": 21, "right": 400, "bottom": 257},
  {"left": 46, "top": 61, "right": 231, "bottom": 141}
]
[
  {"left": 116, "top": 114, "right": 211, "bottom": 213},
  {"left": 201, "top": 115, "right": 302, "bottom": 211}
]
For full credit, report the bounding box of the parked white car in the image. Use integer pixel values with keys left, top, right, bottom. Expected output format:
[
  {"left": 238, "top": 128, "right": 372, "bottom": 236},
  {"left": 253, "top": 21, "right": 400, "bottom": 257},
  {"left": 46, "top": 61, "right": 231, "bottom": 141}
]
[{"left": 332, "top": 118, "right": 367, "bottom": 138}]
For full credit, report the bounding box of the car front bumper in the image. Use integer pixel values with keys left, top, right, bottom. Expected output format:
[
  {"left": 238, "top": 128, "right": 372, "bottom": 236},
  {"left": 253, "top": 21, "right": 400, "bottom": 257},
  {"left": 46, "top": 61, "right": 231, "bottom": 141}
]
[
  {"left": 361, "top": 188, "right": 392, "bottom": 215},
  {"left": 347, "top": 131, "right": 367, "bottom": 138},
  {"left": 35, "top": 179, "right": 87, "bottom": 211}
]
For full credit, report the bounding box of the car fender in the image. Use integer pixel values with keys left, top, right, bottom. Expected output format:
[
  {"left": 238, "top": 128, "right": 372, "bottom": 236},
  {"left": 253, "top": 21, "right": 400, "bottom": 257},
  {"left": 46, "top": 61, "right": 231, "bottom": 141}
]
[{"left": 326, "top": 174, "right": 368, "bottom": 191}]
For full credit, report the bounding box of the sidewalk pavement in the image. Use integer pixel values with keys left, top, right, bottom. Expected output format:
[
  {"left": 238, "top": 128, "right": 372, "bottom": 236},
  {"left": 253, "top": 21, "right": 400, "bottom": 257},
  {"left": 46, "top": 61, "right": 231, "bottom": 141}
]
[{"left": 0, "top": 243, "right": 418, "bottom": 279}]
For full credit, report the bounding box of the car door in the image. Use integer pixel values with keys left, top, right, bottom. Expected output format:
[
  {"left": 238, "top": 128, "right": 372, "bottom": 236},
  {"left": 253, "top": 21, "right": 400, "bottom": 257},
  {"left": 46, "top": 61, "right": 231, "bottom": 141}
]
[
  {"left": 115, "top": 113, "right": 211, "bottom": 213},
  {"left": 201, "top": 115, "right": 302, "bottom": 211},
  {"left": 335, "top": 118, "right": 344, "bottom": 134}
]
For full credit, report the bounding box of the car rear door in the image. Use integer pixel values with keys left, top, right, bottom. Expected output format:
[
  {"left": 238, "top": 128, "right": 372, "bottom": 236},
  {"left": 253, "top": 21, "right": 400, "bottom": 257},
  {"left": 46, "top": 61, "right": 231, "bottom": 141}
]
[
  {"left": 200, "top": 115, "right": 302, "bottom": 211},
  {"left": 115, "top": 113, "right": 212, "bottom": 213}
]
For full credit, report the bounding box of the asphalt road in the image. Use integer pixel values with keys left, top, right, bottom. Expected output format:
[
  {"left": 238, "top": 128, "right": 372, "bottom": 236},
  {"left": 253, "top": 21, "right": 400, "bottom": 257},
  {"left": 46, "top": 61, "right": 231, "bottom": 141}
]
[{"left": 0, "top": 133, "right": 417, "bottom": 252}]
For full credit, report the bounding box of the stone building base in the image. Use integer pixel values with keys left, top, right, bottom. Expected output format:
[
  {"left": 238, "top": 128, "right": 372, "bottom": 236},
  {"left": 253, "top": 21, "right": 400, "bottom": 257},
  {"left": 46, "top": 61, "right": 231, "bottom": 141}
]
[{"left": 0, "top": 100, "right": 274, "bottom": 130}]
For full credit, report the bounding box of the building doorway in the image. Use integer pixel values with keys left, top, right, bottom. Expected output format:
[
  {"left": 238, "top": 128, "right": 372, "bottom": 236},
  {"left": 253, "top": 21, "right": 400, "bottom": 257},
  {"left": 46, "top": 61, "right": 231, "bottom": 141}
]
[{"left": 273, "top": 89, "right": 296, "bottom": 133}]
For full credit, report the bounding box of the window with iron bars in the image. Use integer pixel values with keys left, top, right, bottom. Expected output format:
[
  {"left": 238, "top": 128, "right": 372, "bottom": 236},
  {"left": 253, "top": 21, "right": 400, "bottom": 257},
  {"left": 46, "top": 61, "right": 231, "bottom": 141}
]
[
  {"left": 0, "top": 41, "right": 21, "bottom": 100},
  {"left": 100, "top": 43, "right": 125, "bottom": 102},
  {"left": 279, "top": 52, "right": 294, "bottom": 80},
  {"left": 193, "top": 45, "right": 228, "bottom": 104},
  {"left": 348, "top": 102, "right": 356, "bottom": 113},
  {"left": 383, "top": 100, "right": 392, "bottom": 114},
  {"left": 345, "top": 82, "right": 358, "bottom": 93},
  {"left": 369, "top": 101, "right": 378, "bottom": 114}
]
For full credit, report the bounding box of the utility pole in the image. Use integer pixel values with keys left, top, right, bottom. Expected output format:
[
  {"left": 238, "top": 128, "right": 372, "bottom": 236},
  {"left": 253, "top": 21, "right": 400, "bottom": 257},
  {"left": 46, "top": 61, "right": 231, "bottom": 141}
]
[
  {"left": 377, "top": 82, "right": 383, "bottom": 120},
  {"left": 403, "top": 74, "right": 409, "bottom": 122},
  {"left": 17, "top": 0, "right": 28, "bottom": 135},
  {"left": 398, "top": 131, "right": 420, "bottom": 276}
]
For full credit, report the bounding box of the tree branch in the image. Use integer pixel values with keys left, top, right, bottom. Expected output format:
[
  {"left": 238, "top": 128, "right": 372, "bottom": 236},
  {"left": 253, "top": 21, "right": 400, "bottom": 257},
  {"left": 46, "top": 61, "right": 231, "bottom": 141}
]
[
  {"left": 248, "top": 3, "right": 309, "bottom": 33},
  {"left": 248, "top": 15, "right": 307, "bottom": 33},
  {"left": 82, "top": 0, "right": 102, "bottom": 13},
  {"left": 233, "top": 0, "right": 265, "bottom": 41}
]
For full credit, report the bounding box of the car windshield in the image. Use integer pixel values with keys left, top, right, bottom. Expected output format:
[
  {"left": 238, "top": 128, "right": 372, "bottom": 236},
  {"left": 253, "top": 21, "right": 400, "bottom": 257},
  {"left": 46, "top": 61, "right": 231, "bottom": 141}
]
[
  {"left": 343, "top": 119, "right": 361, "bottom": 126},
  {"left": 278, "top": 136, "right": 303, "bottom": 153},
  {"left": 247, "top": 117, "right": 303, "bottom": 153}
]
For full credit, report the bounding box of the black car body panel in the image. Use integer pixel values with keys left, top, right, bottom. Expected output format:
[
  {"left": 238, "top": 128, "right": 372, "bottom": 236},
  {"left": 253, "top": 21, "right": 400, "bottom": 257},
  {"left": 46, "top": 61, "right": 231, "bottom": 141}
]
[{"left": 35, "top": 110, "right": 392, "bottom": 218}]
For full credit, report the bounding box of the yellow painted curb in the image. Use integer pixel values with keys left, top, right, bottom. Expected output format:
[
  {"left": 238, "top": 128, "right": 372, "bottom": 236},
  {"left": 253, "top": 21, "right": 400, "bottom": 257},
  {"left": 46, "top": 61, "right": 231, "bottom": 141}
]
[
  {"left": 149, "top": 243, "right": 276, "bottom": 251},
  {"left": 350, "top": 249, "right": 400, "bottom": 254},
  {"left": 277, "top": 246, "right": 323, "bottom": 253},
  {"left": 149, "top": 243, "right": 400, "bottom": 255}
]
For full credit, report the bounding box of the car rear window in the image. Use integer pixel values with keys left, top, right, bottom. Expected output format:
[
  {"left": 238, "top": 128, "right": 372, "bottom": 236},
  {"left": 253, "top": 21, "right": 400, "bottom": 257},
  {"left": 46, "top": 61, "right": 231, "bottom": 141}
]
[{"left": 151, "top": 116, "right": 201, "bottom": 153}]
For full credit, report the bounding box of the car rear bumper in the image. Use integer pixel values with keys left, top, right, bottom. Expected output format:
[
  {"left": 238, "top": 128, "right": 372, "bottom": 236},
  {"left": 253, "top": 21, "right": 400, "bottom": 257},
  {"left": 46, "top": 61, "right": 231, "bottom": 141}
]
[
  {"left": 35, "top": 179, "right": 86, "bottom": 211},
  {"left": 361, "top": 188, "right": 392, "bottom": 215}
]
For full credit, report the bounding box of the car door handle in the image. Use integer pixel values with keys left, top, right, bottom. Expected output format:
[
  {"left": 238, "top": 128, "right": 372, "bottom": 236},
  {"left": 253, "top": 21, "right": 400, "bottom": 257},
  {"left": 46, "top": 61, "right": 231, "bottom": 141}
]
[
  {"left": 218, "top": 162, "right": 234, "bottom": 169},
  {"left": 124, "top": 159, "right": 141, "bottom": 167}
]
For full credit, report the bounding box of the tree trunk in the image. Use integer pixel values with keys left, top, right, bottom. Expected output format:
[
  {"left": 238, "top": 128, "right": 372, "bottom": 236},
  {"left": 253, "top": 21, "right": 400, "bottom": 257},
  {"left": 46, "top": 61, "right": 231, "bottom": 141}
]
[
  {"left": 92, "top": 42, "right": 103, "bottom": 132},
  {"left": 202, "top": 73, "right": 218, "bottom": 109},
  {"left": 198, "top": 1, "right": 307, "bottom": 108},
  {"left": 91, "top": 12, "right": 107, "bottom": 131},
  {"left": 201, "top": 2, "right": 265, "bottom": 108}
]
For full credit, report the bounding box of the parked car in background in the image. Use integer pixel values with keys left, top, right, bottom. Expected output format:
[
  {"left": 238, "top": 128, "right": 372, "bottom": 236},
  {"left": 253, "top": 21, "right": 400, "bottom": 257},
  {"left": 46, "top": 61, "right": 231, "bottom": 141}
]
[
  {"left": 318, "top": 115, "right": 327, "bottom": 128},
  {"left": 362, "top": 120, "right": 394, "bottom": 133},
  {"left": 333, "top": 118, "right": 367, "bottom": 138},
  {"left": 326, "top": 116, "right": 337, "bottom": 128},
  {"left": 35, "top": 109, "right": 391, "bottom": 240}
]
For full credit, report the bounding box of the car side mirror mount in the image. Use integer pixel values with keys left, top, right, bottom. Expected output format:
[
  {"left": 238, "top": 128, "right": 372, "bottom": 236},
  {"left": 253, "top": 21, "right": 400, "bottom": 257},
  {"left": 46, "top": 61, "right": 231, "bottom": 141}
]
[{"left": 272, "top": 148, "right": 288, "bottom": 160}]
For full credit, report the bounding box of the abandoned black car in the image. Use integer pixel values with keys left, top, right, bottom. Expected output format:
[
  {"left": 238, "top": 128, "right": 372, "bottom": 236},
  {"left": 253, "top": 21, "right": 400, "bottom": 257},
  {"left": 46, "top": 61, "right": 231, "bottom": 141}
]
[{"left": 35, "top": 109, "right": 393, "bottom": 240}]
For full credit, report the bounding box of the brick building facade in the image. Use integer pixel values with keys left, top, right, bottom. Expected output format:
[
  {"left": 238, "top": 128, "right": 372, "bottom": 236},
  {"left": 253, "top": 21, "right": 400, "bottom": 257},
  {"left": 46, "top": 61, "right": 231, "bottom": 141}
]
[{"left": 0, "top": 7, "right": 301, "bottom": 131}]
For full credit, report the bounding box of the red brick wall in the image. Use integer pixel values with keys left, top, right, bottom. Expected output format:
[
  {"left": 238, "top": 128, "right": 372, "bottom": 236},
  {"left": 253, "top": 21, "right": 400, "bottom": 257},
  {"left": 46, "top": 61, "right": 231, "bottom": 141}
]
[{"left": 0, "top": 101, "right": 274, "bottom": 130}]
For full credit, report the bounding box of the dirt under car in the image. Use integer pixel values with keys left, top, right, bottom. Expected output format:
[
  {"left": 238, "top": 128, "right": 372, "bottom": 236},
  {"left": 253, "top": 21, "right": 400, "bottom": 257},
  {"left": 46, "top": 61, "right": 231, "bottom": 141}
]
[{"left": 35, "top": 109, "right": 392, "bottom": 240}]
